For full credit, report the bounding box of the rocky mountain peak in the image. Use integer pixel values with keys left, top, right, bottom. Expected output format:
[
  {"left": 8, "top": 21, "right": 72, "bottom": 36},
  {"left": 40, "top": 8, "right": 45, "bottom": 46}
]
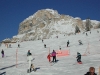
[{"left": 11, "top": 9, "right": 100, "bottom": 42}]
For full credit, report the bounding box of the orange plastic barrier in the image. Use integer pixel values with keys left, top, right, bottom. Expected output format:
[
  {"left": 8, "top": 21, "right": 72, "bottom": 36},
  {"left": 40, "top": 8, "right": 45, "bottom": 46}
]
[{"left": 56, "top": 50, "right": 70, "bottom": 57}]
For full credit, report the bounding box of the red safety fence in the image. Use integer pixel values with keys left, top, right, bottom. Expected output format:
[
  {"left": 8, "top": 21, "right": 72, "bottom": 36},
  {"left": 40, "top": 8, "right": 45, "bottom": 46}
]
[{"left": 56, "top": 50, "right": 70, "bottom": 57}]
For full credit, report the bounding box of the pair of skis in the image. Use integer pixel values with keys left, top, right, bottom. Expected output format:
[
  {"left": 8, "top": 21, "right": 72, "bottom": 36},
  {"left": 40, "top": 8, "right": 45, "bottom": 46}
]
[
  {"left": 27, "top": 68, "right": 36, "bottom": 73},
  {"left": 50, "top": 61, "right": 57, "bottom": 66},
  {"left": 73, "top": 61, "right": 82, "bottom": 65}
]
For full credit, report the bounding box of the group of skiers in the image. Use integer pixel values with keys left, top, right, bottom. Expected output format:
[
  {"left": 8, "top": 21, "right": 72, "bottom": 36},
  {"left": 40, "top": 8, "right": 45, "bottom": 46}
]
[
  {"left": 47, "top": 50, "right": 57, "bottom": 63},
  {"left": 47, "top": 51, "right": 97, "bottom": 75},
  {"left": 0, "top": 43, "right": 20, "bottom": 58},
  {"left": 47, "top": 50, "right": 82, "bottom": 64},
  {"left": 67, "top": 40, "right": 83, "bottom": 47},
  {"left": 1, "top": 46, "right": 96, "bottom": 75},
  {"left": 26, "top": 49, "right": 57, "bottom": 73}
]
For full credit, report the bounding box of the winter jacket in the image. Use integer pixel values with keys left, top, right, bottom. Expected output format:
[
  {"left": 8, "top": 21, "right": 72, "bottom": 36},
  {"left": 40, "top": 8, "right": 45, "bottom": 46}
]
[
  {"left": 1, "top": 50, "right": 4, "bottom": 54},
  {"left": 52, "top": 51, "right": 56, "bottom": 56},
  {"left": 47, "top": 54, "right": 51, "bottom": 62},
  {"left": 27, "top": 55, "right": 33, "bottom": 61},
  {"left": 27, "top": 52, "right": 31, "bottom": 56},
  {"left": 84, "top": 72, "right": 97, "bottom": 75},
  {"left": 67, "top": 41, "right": 69, "bottom": 44},
  {"left": 77, "top": 53, "right": 81, "bottom": 59}
]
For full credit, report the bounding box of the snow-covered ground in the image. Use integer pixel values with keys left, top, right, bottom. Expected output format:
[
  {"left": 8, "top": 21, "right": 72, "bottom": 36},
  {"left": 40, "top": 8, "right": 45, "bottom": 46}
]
[{"left": 0, "top": 29, "right": 100, "bottom": 75}]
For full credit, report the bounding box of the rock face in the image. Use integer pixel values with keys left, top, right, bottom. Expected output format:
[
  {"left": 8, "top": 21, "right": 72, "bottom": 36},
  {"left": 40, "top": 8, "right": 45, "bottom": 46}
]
[{"left": 11, "top": 9, "right": 100, "bottom": 42}]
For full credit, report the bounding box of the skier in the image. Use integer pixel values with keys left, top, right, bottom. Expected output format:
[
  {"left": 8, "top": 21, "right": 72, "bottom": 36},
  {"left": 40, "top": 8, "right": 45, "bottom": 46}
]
[
  {"left": 84, "top": 67, "right": 97, "bottom": 75},
  {"left": 1, "top": 49, "right": 4, "bottom": 58},
  {"left": 78, "top": 40, "right": 83, "bottom": 45},
  {"left": 42, "top": 39, "right": 43, "bottom": 43},
  {"left": 47, "top": 53, "right": 51, "bottom": 63},
  {"left": 67, "top": 40, "right": 69, "bottom": 47},
  {"left": 59, "top": 46, "right": 61, "bottom": 50},
  {"left": 27, "top": 50, "right": 31, "bottom": 56},
  {"left": 30, "top": 63, "right": 36, "bottom": 72},
  {"left": 76, "top": 52, "right": 81, "bottom": 63},
  {"left": 27, "top": 53, "right": 35, "bottom": 73},
  {"left": 44, "top": 44, "right": 46, "bottom": 48},
  {"left": 52, "top": 50, "right": 56, "bottom": 62},
  {"left": 18, "top": 44, "right": 20, "bottom": 48},
  {"left": 86, "top": 33, "right": 88, "bottom": 36}
]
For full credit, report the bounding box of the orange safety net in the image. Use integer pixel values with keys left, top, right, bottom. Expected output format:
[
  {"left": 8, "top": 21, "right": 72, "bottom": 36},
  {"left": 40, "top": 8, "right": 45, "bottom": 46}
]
[{"left": 56, "top": 50, "right": 70, "bottom": 57}]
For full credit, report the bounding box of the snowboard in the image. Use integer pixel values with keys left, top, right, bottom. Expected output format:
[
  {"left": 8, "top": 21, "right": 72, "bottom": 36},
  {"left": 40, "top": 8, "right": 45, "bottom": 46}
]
[{"left": 77, "top": 62, "right": 82, "bottom": 64}]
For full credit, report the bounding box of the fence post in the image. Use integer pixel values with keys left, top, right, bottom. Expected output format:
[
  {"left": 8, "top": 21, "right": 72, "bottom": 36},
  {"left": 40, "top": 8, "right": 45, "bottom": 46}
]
[
  {"left": 16, "top": 49, "right": 18, "bottom": 68},
  {"left": 88, "top": 43, "right": 90, "bottom": 54}
]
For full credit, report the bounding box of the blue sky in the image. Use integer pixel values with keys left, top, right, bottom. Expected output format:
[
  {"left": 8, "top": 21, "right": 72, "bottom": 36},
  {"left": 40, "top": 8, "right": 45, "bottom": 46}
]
[{"left": 0, "top": 0, "right": 100, "bottom": 41}]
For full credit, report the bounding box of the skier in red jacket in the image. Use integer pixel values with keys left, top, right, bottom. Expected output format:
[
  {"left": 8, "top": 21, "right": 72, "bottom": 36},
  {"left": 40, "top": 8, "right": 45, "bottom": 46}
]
[{"left": 47, "top": 53, "right": 51, "bottom": 63}]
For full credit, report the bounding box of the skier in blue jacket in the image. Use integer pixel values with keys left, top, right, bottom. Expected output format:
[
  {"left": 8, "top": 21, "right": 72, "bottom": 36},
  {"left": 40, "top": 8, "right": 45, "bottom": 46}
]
[{"left": 76, "top": 52, "right": 81, "bottom": 62}]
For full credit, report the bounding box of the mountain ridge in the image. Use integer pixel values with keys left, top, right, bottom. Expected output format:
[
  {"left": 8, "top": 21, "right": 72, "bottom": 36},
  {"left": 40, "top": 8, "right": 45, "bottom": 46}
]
[{"left": 3, "top": 9, "right": 100, "bottom": 42}]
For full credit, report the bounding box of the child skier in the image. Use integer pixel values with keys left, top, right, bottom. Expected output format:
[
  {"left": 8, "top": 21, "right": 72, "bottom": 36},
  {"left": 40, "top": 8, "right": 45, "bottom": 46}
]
[
  {"left": 76, "top": 52, "right": 82, "bottom": 63},
  {"left": 47, "top": 53, "right": 51, "bottom": 63},
  {"left": 30, "top": 63, "right": 36, "bottom": 72}
]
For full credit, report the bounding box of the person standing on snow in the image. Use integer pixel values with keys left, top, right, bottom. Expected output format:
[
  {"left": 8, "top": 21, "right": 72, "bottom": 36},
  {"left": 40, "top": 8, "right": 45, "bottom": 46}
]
[
  {"left": 59, "top": 46, "right": 61, "bottom": 50},
  {"left": 78, "top": 40, "right": 83, "bottom": 45},
  {"left": 27, "top": 53, "right": 34, "bottom": 73},
  {"left": 76, "top": 52, "right": 81, "bottom": 62},
  {"left": 27, "top": 50, "right": 31, "bottom": 56},
  {"left": 44, "top": 44, "right": 46, "bottom": 48},
  {"left": 86, "top": 33, "right": 88, "bottom": 36},
  {"left": 18, "top": 44, "right": 20, "bottom": 48},
  {"left": 42, "top": 39, "right": 44, "bottom": 43},
  {"left": 52, "top": 50, "right": 57, "bottom": 62},
  {"left": 67, "top": 40, "right": 69, "bottom": 47},
  {"left": 47, "top": 53, "right": 51, "bottom": 63},
  {"left": 1, "top": 49, "right": 4, "bottom": 58}
]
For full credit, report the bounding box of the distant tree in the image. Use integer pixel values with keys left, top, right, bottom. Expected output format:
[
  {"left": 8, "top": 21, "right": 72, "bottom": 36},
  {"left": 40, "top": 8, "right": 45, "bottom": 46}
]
[
  {"left": 85, "top": 18, "right": 91, "bottom": 31},
  {"left": 75, "top": 25, "right": 80, "bottom": 33}
]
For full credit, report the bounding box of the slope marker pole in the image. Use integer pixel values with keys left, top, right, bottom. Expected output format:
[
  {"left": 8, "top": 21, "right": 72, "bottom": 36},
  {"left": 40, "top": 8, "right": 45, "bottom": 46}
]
[{"left": 16, "top": 49, "right": 18, "bottom": 68}]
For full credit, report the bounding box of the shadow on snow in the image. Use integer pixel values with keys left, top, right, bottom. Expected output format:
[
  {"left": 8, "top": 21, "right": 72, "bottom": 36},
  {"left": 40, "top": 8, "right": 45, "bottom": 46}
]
[
  {"left": 0, "top": 72, "right": 6, "bottom": 75},
  {"left": 0, "top": 63, "right": 22, "bottom": 70}
]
